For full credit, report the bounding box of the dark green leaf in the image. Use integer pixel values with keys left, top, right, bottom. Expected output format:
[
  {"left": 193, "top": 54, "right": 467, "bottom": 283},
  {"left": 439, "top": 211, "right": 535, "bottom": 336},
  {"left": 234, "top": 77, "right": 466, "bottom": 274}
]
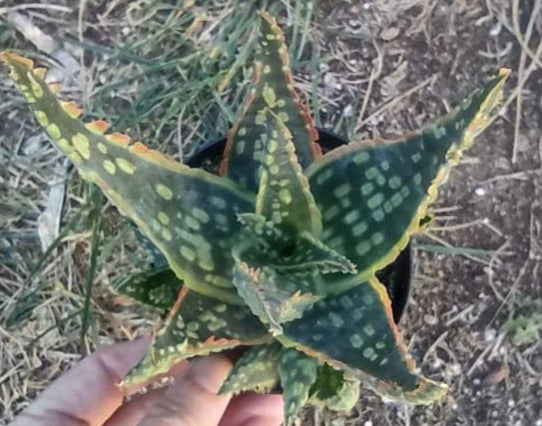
[
  {"left": 113, "top": 266, "right": 181, "bottom": 310},
  {"left": 254, "top": 109, "right": 322, "bottom": 235},
  {"left": 279, "top": 348, "right": 318, "bottom": 426},
  {"left": 238, "top": 213, "right": 356, "bottom": 277},
  {"left": 122, "top": 288, "right": 270, "bottom": 388},
  {"left": 219, "top": 342, "right": 282, "bottom": 395},
  {"left": 309, "top": 364, "right": 360, "bottom": 412},
  {"left": 280, "top": 277, "right": 447, "bottom": 403},
  {"left": 2, "top": 52, "right": 254, "bottom": 304},
  {"left": 232, "top": 260, "right": 320, "bottom": 335},
  {"left": 306, "top": 69, "right": 510, "bottom": 293},
  {"left": 220, "top": 11, "right": 320, "bottom": 192}
]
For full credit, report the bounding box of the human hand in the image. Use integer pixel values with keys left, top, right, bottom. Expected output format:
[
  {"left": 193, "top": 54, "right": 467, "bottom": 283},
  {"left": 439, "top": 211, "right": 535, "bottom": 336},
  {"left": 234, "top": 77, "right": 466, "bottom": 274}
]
[{"left": 12, "top": 337, "right": 283, "bottom": 426}]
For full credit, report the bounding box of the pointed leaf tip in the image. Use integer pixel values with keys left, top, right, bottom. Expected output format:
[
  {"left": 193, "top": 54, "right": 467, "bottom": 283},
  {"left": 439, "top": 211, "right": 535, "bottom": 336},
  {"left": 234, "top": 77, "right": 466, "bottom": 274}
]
[
  {"left": 498, "top": 68, "right": 512, "bottom": 79},
  {"left": 1, "top": 52, "right": 34, "bottom": 69}
]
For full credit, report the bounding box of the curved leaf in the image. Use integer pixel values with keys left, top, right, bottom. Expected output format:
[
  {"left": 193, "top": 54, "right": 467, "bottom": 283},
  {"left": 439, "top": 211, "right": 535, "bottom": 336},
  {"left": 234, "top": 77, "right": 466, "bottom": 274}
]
[{"left": 238, "top": 213, "right": 355, "bottom": 276}]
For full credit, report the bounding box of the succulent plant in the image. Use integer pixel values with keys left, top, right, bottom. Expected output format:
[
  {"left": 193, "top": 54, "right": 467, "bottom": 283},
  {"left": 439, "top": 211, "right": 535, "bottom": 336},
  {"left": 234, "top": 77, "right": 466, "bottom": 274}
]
[{"left": 1, "top": 11, "right": 509, "bottom": 425}]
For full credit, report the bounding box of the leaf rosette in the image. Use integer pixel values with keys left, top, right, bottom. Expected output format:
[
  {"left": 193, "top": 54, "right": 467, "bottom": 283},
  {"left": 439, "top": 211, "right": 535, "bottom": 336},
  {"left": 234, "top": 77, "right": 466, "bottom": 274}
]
[{"left": 1, "top": 10, "right": 510, "bottom": 425}]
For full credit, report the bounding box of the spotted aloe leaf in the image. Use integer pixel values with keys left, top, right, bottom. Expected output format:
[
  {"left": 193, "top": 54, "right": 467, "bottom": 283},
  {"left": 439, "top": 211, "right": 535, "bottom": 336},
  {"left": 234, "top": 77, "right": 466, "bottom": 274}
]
[
  {"left": 278, "top": 348, "right": 319, "bottom": 426},
  {"left": 232, "top": 214, "right": 355, "bottom": 334},
  {"left": 219, "top": 342, "right": 282, "bottom": 395},
  {"left": 309, "top": 364, "right": 360, "bottom": 412},
  {"left": 220, "top": 11, "right": 320, "bottom": 192},
  {"left": 238, "top": 213, "right": 355, "bottom": 277},
  {"left": 123, "top": 288, "right": 270, "bottom": 387},
  {"left": 2, "top": 13, "right": 511, "bottom": 424},
  {"left": 307, "top": 69, "right": 510, "bottom": 294},
  {"left": 279, "top": 277, "right": 447, "bottom": 403},
  {"left": 255, "top": 109, "right": 322, "bottom": 235},
  {"left": 113, "top": 265, "right": 181, "bottom": 310},
  {"left": 232, "top": 260, "right": 320, "bottom": 335},
  {"left": 0, "top": 52, "right": 253, "bottom": 305}
]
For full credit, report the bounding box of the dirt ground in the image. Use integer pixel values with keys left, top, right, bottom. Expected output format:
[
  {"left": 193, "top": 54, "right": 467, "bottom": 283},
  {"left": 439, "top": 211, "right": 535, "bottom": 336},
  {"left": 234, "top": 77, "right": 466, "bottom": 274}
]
[{"left": 1, "top": 1, "right": 541, "bottom": 425}]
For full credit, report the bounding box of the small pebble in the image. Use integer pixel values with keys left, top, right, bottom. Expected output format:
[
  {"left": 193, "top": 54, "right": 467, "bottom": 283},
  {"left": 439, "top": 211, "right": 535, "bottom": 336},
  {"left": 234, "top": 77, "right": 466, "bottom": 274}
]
[
  {"left": 381, "top": 27, "right": 400, "bottom": 41},
  {"left": 424, "top": 314, "right": 438, "bottom": 325},
  {"left": 343, "top": 104, "right": 354, "bottom": 117},
  {"left": 449, "top": 363, "right": 462, "bottom": 376},
  {"left": 484, "top": 328, "right": 496, "bottom": 342}
]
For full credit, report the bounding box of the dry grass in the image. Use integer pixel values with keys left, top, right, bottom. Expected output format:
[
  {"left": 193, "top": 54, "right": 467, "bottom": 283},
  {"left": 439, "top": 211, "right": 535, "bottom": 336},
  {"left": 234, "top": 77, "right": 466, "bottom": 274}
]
[{"left": 1, "top": 0, "right": 541, "bottom": 424}]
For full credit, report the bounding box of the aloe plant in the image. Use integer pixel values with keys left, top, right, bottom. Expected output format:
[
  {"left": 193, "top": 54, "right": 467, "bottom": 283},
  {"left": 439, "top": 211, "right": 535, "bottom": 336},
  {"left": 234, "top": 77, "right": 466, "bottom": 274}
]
[{"left": 1, "top": 11, "right": 509, "bottom": 425}]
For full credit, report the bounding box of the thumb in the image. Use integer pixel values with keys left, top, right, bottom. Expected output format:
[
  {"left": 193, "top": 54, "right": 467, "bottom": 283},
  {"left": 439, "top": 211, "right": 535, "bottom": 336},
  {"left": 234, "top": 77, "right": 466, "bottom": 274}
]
[{"left": 138, "top": 355, "right": 232, "bottom": 426}]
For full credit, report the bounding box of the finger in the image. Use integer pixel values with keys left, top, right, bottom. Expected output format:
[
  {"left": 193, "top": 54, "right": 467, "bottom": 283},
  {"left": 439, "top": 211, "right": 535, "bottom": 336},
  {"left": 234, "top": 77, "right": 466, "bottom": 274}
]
[
  {"left": 104, "top": 362, "right": 190, "bottom": 426},
  {"left": 12, "top": 337, "right": 151, "bottom": 426},
  {"left": 219, "top": 393, "right": 284, "bottom": 426},
  {"left": 138, "top": 355, "right": 233, "bottom": 426},
  {"left": 104, "top": 387, "right": 167, "bottom": 426}
]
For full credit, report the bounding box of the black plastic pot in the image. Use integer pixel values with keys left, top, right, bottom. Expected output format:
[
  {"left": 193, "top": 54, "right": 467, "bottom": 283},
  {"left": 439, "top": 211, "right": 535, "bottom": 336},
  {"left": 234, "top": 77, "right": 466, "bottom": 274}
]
[{"left": 185, "top": 128, "right": 412, "bottom": 324}]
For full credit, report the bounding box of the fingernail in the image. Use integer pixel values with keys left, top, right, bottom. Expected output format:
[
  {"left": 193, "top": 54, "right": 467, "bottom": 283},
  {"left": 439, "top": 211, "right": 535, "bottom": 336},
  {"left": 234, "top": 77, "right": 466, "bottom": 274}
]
[{"left": 185, "top": 355, "right": 232, "bottom": 393}]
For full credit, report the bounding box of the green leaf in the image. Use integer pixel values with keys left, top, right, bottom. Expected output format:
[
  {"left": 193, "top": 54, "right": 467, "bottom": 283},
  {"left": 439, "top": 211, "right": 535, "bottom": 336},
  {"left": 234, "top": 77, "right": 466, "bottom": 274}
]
[
  {"left": 1, "top": 52, "right": 254, "bottom": 304},
  {"left": 220, "top": 11, "right": 320, "bottom": 192},
  {"left": 306, "top": 69, "right": 510, "bottom": 293},
  {"left": 255, "top": 109, "right": 322, "bottom": 235},
  {"left": 309, "top": 364, "right": 360, "bottom": 412},
  {"left": 279, "top": 277, "right": 447, "bottom": 404},
  {"left": 122, "top": 288, "right": 270, "bottom": 388},
  {"left": 238, "top": 213, "right": 356, "bottom": 276},
  {"left": 113, "top": 265, "right": 181, "bottom": 310},
  {"left": 231, "top": 214, "right": 355, "bottom": 334},
  {"left": 232, "top": 260, "right": 320, "bottom": 335},
  {"left": 219, "top": 342, "right": 282, "bottom": 395},
  {"left": 278, "top": 348, "right": 318, "bottom": 426}
]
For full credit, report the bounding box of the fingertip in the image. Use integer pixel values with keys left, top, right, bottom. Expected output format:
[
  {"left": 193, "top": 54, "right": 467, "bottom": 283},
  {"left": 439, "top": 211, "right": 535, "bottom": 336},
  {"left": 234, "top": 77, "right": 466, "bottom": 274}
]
[
  {"left": 220, "top": 393, "right": 284, "bottom": 426},
  {"left": 186, "top": 355, "right": 233, "bottom": 393},
  {"left": 93, "top": 334, "right": 152, "bottom": 378},
  {"left": 137, "top": 355, "right": 233, "bottom": 426}
]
